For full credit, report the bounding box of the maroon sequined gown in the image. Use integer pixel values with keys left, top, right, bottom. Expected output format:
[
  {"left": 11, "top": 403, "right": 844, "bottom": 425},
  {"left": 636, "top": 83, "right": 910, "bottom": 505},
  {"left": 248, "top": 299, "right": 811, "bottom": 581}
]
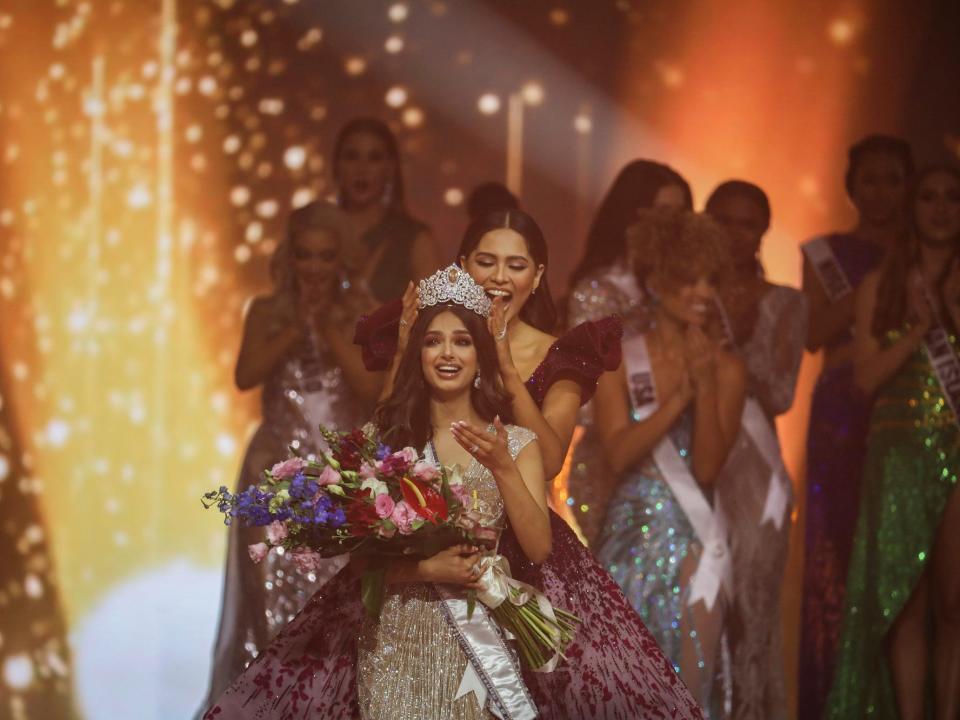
[{"left": 202, "top": 301, "right": 703, "bottom": 720}]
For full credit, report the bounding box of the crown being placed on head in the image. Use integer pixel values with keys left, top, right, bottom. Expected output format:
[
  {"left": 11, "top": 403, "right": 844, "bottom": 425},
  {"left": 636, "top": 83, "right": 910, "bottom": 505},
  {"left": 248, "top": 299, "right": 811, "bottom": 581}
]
[{"left": 417, "top": 264, "right": 492, "bottom": 317}]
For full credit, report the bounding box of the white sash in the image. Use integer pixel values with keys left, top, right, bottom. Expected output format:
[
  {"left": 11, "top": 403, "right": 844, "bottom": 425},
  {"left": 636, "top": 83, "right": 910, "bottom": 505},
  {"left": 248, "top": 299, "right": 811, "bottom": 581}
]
[
  {"left": 423, "top": 442, "right": 538, "bottom": 720},
  {"left": 919, "top": 284, "right": 960, "bottom": 425},
  {"left": 436, "top": 584, "right": 538, "bottom": 720},
  {"left": 712, "top": 298, "right": 792, "bottom": 529},
  {"left": 802, "top": 236, "right": 853, "bottom": 303},
  {"left": 622, "top": 334, "right": 732, "bottom": 610}
]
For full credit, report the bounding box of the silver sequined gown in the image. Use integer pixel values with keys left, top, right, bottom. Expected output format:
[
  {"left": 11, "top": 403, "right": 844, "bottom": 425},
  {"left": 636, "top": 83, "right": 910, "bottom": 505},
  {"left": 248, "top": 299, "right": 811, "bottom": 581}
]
[
  {"left": 715, "top": 285, "right": 806, "bottom": 720},
  {"left": 356, "top": 425, "right": 536, "bottom": 720},
  {"left": 566, "top": 261, "right": 652, "bottom": 545},
  {"left": 199, "top": 320, "right": 368, "bottom": 709}
]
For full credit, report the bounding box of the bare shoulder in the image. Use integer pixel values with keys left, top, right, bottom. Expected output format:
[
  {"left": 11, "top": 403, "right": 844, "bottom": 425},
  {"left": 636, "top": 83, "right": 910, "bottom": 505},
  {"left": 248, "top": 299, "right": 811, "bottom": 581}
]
[{"left": 716, "top": 346, "right": 747, "bottom": 382}]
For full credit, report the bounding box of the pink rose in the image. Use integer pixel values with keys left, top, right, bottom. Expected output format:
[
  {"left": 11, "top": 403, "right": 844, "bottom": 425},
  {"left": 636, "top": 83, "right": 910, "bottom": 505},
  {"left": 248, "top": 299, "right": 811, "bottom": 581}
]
[
  {"left": 265, "top": 520, "right": 287, "bottom": 546},
  {"left": 358, "top": 462, "right": 378, "bottom": 480},
  {"left": 450, "top": 483, "right": 471, "bottom": 506},
  {"left": 412, "top": 461, "right": 441, "bottom": 482},
  {"left": 290, "top": 547, "right": 324, "bottom": 574},
  {"left": 397, "top": 447, "right": 418, "bottom": 464},
  {"left": 270, "top": 457, "right": 307, "bottom": 480},
  {"left": 317, "top": 466, "right": 341, "bottom": 486},
  {"left": 390, "top": 500, "right": 419, "bottom": 535},
  {"left": 374, "top": 493, "right": 396, "bottom": 519},
  {"left": 247, "top": 542, "right": 269, "bottom": 564}
]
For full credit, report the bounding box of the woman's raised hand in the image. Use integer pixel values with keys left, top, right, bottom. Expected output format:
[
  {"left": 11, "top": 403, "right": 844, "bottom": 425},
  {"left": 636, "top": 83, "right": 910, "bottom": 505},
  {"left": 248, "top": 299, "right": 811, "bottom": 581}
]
[
  {"left": 451, "top": 416, "right": 514, "bottom": 477},
  {"left": 486, "top": 297, "right": 516, "bottom": 375},
  {"left": 397, "top": 281, "right": 419, "bottom": 351},
  {"left": 418, "top": 544, "right": 483, "bottom": 588},
  {"left": 684, "top": 324, "right": 717, "bottom": 392}
]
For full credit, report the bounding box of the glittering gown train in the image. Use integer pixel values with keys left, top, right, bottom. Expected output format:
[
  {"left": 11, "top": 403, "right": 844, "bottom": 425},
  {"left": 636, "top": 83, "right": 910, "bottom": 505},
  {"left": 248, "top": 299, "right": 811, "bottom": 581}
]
[
  {"left": 199, "top": 320, "right": 367, "bottom": 710},
  {"left": 203, "top": 308, "right": 703, "bottom": 719}
]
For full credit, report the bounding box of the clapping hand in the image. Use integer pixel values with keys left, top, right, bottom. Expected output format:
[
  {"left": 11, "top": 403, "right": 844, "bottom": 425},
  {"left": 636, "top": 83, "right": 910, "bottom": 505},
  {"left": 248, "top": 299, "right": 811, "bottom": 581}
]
[
  {"left": 451, "top": 416, "right": 514, "bottom": 477},
  {"left": 486, "top": 297, "right": 516, "bottom": 377}
]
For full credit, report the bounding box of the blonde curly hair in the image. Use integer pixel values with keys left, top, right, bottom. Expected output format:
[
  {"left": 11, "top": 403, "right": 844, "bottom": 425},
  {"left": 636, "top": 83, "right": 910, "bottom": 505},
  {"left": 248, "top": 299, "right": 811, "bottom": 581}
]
[{"left": 627, "top": 208, "right": 730, "bottom": 291}]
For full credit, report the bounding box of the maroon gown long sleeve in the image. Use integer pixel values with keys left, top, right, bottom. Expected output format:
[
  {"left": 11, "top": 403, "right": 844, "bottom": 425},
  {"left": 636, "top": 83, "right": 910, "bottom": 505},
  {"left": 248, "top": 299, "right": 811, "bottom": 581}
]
[{"left": 203, "top": 310, "right": 702, "bottom": 720}]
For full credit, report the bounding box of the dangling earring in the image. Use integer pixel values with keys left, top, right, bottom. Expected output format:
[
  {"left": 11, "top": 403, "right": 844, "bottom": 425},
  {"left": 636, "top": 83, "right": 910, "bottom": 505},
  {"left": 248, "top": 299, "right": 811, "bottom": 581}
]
[{"left": 473, "top": 371, "right": 481, "bottom": 389}]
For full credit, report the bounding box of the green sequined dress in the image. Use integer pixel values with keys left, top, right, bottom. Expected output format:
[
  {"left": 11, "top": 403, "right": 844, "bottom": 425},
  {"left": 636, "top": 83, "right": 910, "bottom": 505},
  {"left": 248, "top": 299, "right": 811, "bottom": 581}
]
[{"left": 826, "top": 331, "right": 960, "bottom": 718}]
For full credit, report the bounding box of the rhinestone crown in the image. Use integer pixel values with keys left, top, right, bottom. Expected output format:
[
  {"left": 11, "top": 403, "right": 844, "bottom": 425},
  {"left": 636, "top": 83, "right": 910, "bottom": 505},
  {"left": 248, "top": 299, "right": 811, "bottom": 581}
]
[{"left": 417, "top": 264, "right": 492, "bottom": 318}]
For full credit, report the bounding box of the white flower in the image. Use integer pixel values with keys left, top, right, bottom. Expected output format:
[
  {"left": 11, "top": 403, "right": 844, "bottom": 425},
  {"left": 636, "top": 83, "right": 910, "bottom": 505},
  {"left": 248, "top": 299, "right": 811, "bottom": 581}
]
[{"left": 361, "top": 478, "right": 390, "bottom": 498}]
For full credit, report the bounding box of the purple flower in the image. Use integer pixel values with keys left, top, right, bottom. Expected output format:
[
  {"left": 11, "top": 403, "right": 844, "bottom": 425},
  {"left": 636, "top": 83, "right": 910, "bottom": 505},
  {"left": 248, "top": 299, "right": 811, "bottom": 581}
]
[{"left": 375, "top": 443, "right": 392, "bottom": 461}]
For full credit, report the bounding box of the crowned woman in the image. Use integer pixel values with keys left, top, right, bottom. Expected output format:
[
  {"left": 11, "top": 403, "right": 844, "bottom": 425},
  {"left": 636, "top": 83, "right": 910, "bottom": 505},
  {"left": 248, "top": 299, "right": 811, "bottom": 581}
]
[{"left": 204, "top": 265, "right": 703, "bottom": 720}]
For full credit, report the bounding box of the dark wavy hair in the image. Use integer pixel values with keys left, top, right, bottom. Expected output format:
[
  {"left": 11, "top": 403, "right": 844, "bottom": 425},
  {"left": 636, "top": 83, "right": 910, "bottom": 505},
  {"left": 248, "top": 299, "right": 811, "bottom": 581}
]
[
  {"left": 373, "top": 304, "right": 513, "bottom": 450},
  {"left": 872, "top": 164, "right": 960, "bottom": 337},
  {"left": 844, "top": 134, "right": 915, "bottom": 200},
  {"left": 333, "top": 117, "right": 406, "bottom": 213},
  {"left": 570, "top": 160, "right": 692, "bottom": 287},
  {"left": 458, "top": 208, "right": 558, "bottom": 332}
]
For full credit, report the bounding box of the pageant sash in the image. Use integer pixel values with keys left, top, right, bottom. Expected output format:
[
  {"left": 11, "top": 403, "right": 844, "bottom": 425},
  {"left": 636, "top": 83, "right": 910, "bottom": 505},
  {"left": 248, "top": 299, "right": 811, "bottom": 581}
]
[
  {"left": 925, "top": 326, "right": 960, "bottom": 422},
  {"left": 436, "top": 579, "right": 539, "bottom": 720},
  {"left": 919, "top": 283, "right": 960, "bottom": 424},
  {"left": 802, "top": 236, "right": 853, "bottom": 303},
  {"left": 740, "top": 398, "right": 791, "bottom": 529},
  {"left": 622, "top": 334, "right": 733, "bottom": 611},
  {"left": 713, "top": 298, "right": 792, "bottom": 529}
]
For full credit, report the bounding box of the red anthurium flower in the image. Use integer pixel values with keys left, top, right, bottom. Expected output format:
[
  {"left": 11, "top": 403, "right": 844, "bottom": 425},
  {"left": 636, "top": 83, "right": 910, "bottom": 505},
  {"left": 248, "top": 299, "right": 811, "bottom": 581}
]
[{"left": 400, "top": 477, "right": 449, "bottom": 524}]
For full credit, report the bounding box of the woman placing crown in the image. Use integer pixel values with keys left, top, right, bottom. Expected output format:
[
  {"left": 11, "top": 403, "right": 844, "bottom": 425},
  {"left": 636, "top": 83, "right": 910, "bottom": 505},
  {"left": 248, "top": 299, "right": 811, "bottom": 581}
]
[{"left": 204, "top": 263, "right": 703, "bottom": 719}]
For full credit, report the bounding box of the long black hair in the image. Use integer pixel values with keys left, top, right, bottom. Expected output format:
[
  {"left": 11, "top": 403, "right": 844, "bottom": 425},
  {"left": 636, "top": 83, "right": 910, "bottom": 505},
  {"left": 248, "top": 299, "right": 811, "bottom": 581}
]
[
  {"left": 333, "top": 117, "right": 407, "bottom": 214},
  {"left": 570, "top": 159, "right": 692, "bottom": 287},
  {"left": 872, "top": 164, "right": 960, "bottom": 337},
  {"left": 458, "top": 208, "right": 558, "bottom": 332},
  {"left": 373, "top": 303, "right": 513, "bottom": 450}
]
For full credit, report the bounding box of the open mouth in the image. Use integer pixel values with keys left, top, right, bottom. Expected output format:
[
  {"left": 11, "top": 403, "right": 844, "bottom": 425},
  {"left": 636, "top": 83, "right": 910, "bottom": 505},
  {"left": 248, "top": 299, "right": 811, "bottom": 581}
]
[
  {"left": 485, "top": 288, "right": 513, "bottom": 304},
  {"left": 435, "top": 364, "right": 462, "bottom": 379}
]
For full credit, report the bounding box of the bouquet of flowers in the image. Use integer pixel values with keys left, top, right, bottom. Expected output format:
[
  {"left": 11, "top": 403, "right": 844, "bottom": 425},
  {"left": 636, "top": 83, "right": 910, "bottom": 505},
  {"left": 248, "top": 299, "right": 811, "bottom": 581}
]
[{"left": 203, "top": 425, "right": 579, "bottom": 670}]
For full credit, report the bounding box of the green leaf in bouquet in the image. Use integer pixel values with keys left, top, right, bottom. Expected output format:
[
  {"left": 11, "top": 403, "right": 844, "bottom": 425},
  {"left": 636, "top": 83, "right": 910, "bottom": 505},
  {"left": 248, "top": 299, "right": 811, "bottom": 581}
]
[
  {"left": 466, "top": 589, "right": 477, "bottom": 621},
  {"left": 361, "top": 562, "right": 388, "bottom": 619}
]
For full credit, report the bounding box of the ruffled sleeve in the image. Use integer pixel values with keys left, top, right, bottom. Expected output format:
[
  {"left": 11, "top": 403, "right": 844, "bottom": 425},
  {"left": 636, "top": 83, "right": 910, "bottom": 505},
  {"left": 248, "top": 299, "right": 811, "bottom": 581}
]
[
  {"left": 352, "top": 298, "right": 402, "bottom": 371},
  {"left": 525, "top": 316, "right": 623, "bottom": 407}
]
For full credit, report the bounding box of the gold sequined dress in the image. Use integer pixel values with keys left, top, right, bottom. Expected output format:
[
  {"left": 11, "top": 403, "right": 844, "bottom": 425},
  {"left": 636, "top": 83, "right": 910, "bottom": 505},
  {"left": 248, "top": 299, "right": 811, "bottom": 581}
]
[{"left": 356, "top": 424, "right": 536, "bottom": 720}]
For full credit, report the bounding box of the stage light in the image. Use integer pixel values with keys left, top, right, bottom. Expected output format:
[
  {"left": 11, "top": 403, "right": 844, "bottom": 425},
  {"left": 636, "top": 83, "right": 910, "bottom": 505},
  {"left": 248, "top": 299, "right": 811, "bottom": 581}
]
[
  {"left": 385, "top": 85, "right": 408, "bottom": 108},
  {"left": 402, "top": 106, "right": 424, "bottom": 128},
  {"left": 477, "top": 93, "right": 501, "bottom": 115},
  {"left": 444, "top": 188, "right": 464, "bottom": 206},
  {"left": 388, "top": 3, "right": 409, "bottom": 23},
  {"left": 344, "top": 56, "right": 366, "bottom": 76},
  {"left": 385, "top": 35, "right": 404, "bottom": 54},
  {"left": 573, "top": 113, "right": 592, "bottom": 134},
  {"left": 521, "top": 82, "right": 545, "bottom": 106}
]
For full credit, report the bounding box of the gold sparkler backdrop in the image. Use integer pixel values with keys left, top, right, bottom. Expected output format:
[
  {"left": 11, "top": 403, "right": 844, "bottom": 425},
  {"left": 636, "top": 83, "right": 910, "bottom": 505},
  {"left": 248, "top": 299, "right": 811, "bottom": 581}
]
[{"left": 0, "top": 1, "right": 956, "bottom": 718}]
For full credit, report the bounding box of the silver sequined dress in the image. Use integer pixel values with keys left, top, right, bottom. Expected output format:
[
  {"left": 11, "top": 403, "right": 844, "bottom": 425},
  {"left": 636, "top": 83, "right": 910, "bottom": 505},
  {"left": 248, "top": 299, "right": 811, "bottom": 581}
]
[
  {"left": 356, "top": 425, "right": 537, "bottom": 720},
  {"left": 199, "top": 322, "right": 369, "bottom": 709},
  {"left": 566, "top": 261, "right": 652, "bottom": 545}
]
